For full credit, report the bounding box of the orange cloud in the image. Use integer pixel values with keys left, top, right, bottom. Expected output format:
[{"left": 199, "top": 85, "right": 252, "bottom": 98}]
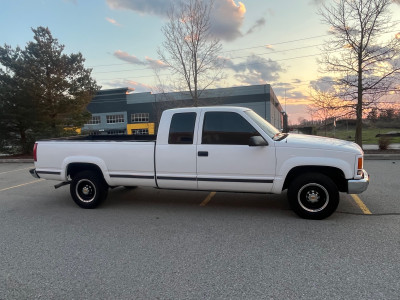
[
  {"left": 234, "top": 1, "right": 246, "bottom": 14},
  {"left": 265, "top": 45, "right": 274, "bottom": 50},
  {"left": 106, "top": 17, "right": 121, "bottom": 26},
  {"left": 114, "top": 50, "right": 143, "bottom": 64}
]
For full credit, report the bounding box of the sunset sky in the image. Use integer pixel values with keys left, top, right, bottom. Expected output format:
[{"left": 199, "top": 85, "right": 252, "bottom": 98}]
[{"left": 1, "top": 0, "right": 400, "bottom": 123}]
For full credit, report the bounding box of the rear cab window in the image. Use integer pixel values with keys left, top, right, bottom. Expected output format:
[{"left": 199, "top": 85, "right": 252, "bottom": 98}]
[{"left": 168, "top": 112, "right": 197, "bottom": 144}]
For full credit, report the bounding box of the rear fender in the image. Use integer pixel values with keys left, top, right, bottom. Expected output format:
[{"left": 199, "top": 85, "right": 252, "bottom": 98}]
[{"left": 62, "top": 156, "right": 110, "bottom": 184}]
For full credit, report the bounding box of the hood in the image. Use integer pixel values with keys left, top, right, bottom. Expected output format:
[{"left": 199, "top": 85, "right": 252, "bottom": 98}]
[{"left": 276, "top": 133, "right": 363, "bottom": 154}]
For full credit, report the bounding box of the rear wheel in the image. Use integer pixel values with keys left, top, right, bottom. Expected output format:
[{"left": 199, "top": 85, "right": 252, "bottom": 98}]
[
  {"left": 288, "top": 173, "right": 339, "bottom": 220},
  {"left": 70, "top": 171, "right": 108, "bottom": 209}
]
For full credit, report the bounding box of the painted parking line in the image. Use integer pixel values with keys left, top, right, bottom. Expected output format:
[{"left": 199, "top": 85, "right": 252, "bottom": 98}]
[
  {"left": 0, "top": 167, "right": 32, "bottom": 175},
  {"left": 351, "top": 194, "right": 372, "bottom": 215},
  {"left": 0, "top": 179, "right": 45, "bottom": 193},
  {"left": 200, "top": 192, "right": 216, "bottom": 206}
]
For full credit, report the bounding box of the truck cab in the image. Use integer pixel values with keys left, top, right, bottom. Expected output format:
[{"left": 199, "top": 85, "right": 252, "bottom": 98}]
[{"left": 156, "top": 107, "right": 276, "bottom": 193}]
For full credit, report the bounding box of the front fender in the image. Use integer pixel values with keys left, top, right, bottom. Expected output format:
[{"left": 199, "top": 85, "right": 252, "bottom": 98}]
[
  {"left": 272, "top": 156, "right": 354, "bottom": 194},
  {"left": 278, "top": 156, "right": 353, "bottom": 178}
]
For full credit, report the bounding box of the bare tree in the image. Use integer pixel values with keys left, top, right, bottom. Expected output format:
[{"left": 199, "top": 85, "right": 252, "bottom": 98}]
[
  {"left": 158, "top": 0, "right": 223, "bottom": 106},
  {"left": 308, "top": 86, "right": 352, "bottom": 136},
  {"left": 319, "top": 0, "right": 400, "bottom": 147}
]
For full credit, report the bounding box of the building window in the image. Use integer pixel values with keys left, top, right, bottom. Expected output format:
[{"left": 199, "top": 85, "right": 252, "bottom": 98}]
[
  {"left": 86, "top": 116, "right": 100, "bottom": 125},
  {"left": 106, "top": 114, "right": 124, "bottom": 124},
  {"left": 131, "top": 113, "right": 149, "bottom": 123},
  {"left": 132, "top": 129, "right": 149, "bottom": 135},
  {"left": 107, "top": 130, "right": 126, "bottom": 135}
]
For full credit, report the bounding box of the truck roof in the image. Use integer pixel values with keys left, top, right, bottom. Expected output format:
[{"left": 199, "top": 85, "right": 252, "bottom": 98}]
[{"left": 164, "top": 106, "right": 251, "bottom": 113}]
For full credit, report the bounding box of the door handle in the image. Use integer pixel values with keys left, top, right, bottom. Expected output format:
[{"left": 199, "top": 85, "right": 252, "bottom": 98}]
[{"left": 198, "top": 151, "right": 208, "bottom": 157}]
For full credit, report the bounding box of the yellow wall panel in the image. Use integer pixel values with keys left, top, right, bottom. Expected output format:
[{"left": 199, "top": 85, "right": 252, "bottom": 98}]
[{"left": 126, "top": 123, "right": 155, "bottom": 135}]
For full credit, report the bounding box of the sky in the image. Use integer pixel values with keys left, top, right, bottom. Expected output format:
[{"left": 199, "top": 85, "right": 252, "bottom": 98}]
[{"left": 1, "top": 0, "right": 400, "bottom": 123}]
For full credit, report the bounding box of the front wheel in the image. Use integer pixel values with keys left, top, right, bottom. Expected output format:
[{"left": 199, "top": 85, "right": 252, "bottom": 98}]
[
  {"left": 288, "top": 173, "right": 339, "bottom": 220},
  {"left": 70, "top": 171, "right": 108, "bottom": 209}
]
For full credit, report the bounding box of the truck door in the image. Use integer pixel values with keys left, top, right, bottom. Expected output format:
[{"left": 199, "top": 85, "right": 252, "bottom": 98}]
[
  {"left": 196, "top": 111, "right": 275, "bottom": 193},
  {"left": 155, "top": 112, "right": 198, "bottom": 189}
]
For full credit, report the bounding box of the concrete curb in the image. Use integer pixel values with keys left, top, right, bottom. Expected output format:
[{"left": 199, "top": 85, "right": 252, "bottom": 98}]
[
  {"left": 0, "top": 159, "right": 34, "bottom": 163},
  {"left": 364, "top": 154, "right": 400, "bottom": 160}
]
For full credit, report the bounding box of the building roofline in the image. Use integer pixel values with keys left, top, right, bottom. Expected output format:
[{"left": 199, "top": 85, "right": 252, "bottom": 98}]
[{"left": 96, "top": 87, "right": 133, "bottom": 95}]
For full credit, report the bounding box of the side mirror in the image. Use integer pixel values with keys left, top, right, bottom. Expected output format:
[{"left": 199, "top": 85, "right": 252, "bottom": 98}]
[{"left": 249, "top": 136, "right": 268, "bottom": 147}]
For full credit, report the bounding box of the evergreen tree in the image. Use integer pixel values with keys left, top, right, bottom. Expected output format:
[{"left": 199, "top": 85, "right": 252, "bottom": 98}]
[{"left": 0, "top": 27, "right": 100, "bottom": 153}]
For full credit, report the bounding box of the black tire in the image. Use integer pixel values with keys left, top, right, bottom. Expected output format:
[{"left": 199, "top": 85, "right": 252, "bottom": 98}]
[
  {"left": 70, "top": 171, "right": 108, "bottom": 209},
  {"left": 287, "top": 173, "right": 339, "bottom": 220}
]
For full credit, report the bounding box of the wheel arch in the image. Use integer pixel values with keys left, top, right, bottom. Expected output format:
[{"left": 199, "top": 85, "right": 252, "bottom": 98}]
[
  {"left": 61, "top": 156, "right": 109, "bottom": 183},
  {"left": 67, "top": 163, "right": 106, "bottom": 182},
  {"left": 283, "top": 166, "right": 347, "bottom": 193}
]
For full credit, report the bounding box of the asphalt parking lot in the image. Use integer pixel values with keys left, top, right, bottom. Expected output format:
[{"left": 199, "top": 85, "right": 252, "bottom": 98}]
[{"left": 0, "top": 161, "right": 399, "bottom": 299}]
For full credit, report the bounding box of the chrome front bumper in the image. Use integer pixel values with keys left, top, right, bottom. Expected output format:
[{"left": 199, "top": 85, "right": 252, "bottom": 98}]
[{"left": 348, "top": 169, "right": 369, "bottom": 194}]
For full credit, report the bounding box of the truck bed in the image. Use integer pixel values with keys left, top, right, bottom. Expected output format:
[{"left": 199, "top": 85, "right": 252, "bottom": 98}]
[{"left": 34, "top": 137, "right": 157, "bottom": 187}]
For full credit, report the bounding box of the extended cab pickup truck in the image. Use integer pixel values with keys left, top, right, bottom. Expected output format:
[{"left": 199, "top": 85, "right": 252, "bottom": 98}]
[{"left": 30, "top": 106, "right": 369, "bottom": 219}]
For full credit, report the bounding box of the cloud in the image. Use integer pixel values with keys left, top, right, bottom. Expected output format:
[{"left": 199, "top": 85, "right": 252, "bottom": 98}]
[
  {"left": 265, "top": 44, "right": 274, "bottom": 51},
  {"left": 114, "top": 50, "right": 145, "bottom": 64},
  {"left": 145, "top": 56, "right": 168, "bottom": 68},
  {"left": 107, "top": 0, "right": 170, "bottom": 15},
  {"left": 113, "top": 50, "right": 169, "bottom": 69},
  {"left": 106, "top": 17, "right": 121, "bottom": 26},
  {"left": 210, "top": 0, "right": 246, "bottom": 41},
  {"left": 273, "top": 82, "right": 307, "bottom": 100},
  {"left": 310, "top": 76, "right": 336, "bottom": 92},
  {"left": 231, "top": 55, "right": 285, "bottom": 83},
  {"left": 223, "top": 55, "right": 284, "bottom": 84},
  {"left": 245, "top": 17, "right": 266, "bottom": 35},
  {"left": 107, "top": 0, "right": 248, "bottom": 41}
]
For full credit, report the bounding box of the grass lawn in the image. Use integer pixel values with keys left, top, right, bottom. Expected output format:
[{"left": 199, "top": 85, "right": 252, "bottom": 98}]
[{"left": 316, "top": 127, "right": 400, "bottom": 144}]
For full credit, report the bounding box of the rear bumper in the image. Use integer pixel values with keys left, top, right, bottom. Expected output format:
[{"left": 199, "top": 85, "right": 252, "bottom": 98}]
[
  {"left": 29, "top": 168, "right": 40, "bottom": 179},
  {"left": 348, "top": 169, "right": 369, "bottom": 194}
]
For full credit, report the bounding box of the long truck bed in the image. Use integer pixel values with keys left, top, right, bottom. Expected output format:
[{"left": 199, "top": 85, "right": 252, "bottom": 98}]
[{"left": 34, "top": 138, "right": 157, "bottom": 188}]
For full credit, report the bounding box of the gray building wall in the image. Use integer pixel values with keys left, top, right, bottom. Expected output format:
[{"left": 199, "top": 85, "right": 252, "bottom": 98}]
[
  {"left": 82, "top": 88, "right": 129, "bottom": 134},
  {"left": 84, "top": 84, "right": 286, "bottom": 134}
]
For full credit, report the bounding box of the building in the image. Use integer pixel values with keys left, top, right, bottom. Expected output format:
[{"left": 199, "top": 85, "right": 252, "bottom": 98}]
[{"left": 82, "top": 84, "right": 286, "bottom": 135}]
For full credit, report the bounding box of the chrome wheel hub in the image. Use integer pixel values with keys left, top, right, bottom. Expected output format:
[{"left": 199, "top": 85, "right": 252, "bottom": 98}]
[
  {"left": 298, "top": 183, "right": 329, "bottom": 213},
  {"left": 306, "top": 190, "right": 320, "bottom": 203},
  {"left": 76, "top": 179, "right": 96, "bottom": 203},
  {"left": 82, "top": 185, "right": 91, "bottom": 195}
]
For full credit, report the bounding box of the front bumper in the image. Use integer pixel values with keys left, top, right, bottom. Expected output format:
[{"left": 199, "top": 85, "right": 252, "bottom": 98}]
[
  {"left": 348, "top": 169, "right": 369, "bottom": 194},
  {"left": 29, "top": 168, "right": 40, "bottom": 179}
]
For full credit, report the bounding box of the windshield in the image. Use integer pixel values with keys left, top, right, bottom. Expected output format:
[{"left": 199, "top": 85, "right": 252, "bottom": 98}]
[{"left": 245, "top": 110, "right": 286, "bottom": 141}]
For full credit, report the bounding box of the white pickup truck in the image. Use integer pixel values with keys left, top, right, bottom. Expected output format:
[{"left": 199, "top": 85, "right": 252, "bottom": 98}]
[{"left": 30, "top": 106, "right": 369, "bottom": 219}]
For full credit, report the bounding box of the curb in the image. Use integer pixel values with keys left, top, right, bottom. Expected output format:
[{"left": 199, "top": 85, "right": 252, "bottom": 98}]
[
  {"left": 0, "top": 159, "right": 34, "bottom": 163},
  {"left": 364, "top": 154, "right": 400, "bottom": 160}
]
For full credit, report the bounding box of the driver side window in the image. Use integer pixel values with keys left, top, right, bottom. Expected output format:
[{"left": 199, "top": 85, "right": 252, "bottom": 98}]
[{"left": 202, "top": 112, "right": 260, "bottom": 145}]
